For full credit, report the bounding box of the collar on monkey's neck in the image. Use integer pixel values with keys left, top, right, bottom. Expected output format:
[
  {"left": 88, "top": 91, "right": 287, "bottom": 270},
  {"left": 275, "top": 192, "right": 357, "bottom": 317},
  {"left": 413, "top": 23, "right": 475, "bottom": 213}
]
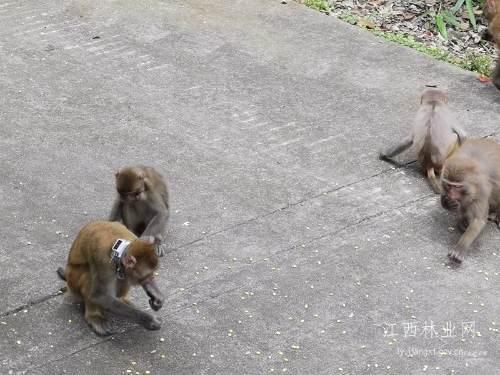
[{"left": 110, "top": 239, "right": 131, "bottom": 280}]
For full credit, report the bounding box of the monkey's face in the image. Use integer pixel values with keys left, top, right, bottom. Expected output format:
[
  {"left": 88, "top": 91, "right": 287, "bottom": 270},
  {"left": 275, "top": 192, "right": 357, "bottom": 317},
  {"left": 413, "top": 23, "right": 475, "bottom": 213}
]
[
  {"left": 118, "top": 188, "right": 145, "bottom": 203},
  {"left": 116, "top": 169, "right": 146, "bottom": 202},
  {"left": 444, "top": 182, "right": 464, "bottom": 201}
]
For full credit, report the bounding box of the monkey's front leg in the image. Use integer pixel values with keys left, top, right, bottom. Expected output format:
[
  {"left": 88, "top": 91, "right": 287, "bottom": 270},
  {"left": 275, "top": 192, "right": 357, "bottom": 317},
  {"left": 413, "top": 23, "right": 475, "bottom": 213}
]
[
  {"left": 449, "top": 217, "right": 486, "bottom": 263},
  {"left": 94, "top": 295, "right": 162, "bottom": 331},
  {"left": 109, "top": 200, "right": 123, "bottom": 222},
  {"left": 141, "top": 212, "right": 170, "bottom": 257},
  {"left": 379, "top": 135, "right": 413, "bottom": 159}
]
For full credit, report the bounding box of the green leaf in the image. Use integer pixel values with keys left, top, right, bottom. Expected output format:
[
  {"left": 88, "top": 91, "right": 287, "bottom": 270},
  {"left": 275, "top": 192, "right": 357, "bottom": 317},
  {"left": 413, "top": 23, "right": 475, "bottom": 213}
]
[
  {"left": 442, "top": 10, "right": 464, "bottom": 29},
  {"left": 418, "top": 10, "right": 433, "bottom": 18},
  {"left": 452, "top": 0, "right": 465, "bottom": 14},
  {"left": 436, "top": 16, "right": 448, "bottom": 39},
  {"left": 466, "top": 0, "right": 477, "bottom": 29}
]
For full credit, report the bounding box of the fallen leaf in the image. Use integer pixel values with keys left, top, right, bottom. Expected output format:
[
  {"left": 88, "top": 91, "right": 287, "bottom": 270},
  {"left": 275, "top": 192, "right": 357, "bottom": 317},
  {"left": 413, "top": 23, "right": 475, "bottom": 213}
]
[
  {"left": 478, "top": 76, "right": 491, "bottom": 82},
  {"left": 403, "top": 12, "right": 415, "bottom": 20},
  {"left": 358, "top": 20, "right": 376, "bottom": 29}
]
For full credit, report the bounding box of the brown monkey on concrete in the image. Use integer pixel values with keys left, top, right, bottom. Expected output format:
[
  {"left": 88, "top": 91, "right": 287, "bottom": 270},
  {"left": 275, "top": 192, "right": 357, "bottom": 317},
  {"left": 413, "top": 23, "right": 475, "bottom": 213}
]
[
  {"left": 483, "top": 0, "right": 500, "bottom": 90},
  {"left": 380, "top": 90, "right": 467, "bottom": 192},
  {"left": 57, "top": 221, "right": 164, "bottom": 335},
  {"left": 109, "top": 166, "right": 170, "bottom": 257},
  {"left": 440, "top": 139, "right": 500, "bottom": 262}
]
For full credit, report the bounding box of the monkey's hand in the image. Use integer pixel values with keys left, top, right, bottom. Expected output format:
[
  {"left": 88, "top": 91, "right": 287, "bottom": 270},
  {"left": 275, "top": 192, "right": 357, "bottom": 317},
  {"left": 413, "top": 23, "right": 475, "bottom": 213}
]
[
  {"left": 155, "top": 243, "right": 167, "bottom": 257},
  {"left": 149, "top": 297, "right": 163, "bottom": 311},
  {"left": 441, "top": 195, "right": 460, "bottom": 212},
  {"left": 448, "top": 246, "right": 465, "bottom": 263},
  {"left": 458, "top": 216, "right": 470, "bottom": 232}
]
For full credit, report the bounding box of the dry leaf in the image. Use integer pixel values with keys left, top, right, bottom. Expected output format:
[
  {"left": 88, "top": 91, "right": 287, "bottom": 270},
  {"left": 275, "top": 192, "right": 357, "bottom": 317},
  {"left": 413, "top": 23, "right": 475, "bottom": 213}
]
[
  {"left": 403, "top": 12, "right": 415, "bottom": 19},
  {"left": 358, "top": 20, "right": 376, "bottom": 28}
]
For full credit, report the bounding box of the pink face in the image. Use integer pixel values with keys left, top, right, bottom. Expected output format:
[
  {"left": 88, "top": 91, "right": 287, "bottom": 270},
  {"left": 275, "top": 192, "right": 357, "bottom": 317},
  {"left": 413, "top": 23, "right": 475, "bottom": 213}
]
[{"left": 446, "top": 184, "right": 463, "bottom": 200}]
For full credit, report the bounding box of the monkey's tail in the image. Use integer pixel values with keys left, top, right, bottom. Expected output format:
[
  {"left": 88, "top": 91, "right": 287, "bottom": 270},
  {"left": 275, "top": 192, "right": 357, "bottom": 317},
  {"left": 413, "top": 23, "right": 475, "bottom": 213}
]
[
  {"left": 57, "top": 267, "right": 67, "bottom": 281},
  {"left": 427, "top": 168, "right": 440, "bottom": 193}
]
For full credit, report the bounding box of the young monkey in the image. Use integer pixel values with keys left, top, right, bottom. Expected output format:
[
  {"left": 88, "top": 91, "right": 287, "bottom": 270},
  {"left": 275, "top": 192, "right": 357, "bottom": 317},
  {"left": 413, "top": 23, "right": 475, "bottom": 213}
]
[
  {"left": 380, "top": 90, "right": 467, "bottom": 192},
  {"left": 483, "top": 0, "right": 500, "bottom": 90},
  {"left": 109, "top": 166, "right": 170, "bottom": 257}
]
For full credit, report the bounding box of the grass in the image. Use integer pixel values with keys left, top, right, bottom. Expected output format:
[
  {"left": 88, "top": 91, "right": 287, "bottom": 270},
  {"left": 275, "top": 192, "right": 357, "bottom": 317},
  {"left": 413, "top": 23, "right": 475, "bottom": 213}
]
[{"left": 303, "top": 0, "right": 494, "bottom": 77}]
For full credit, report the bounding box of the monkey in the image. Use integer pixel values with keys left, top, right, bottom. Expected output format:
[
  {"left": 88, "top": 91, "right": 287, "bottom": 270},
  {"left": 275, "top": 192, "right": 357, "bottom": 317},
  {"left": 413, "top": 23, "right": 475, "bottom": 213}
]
[
  {"left": 109, "top": 166, "right": 170, "bottom": 257},
  {"left": 57, "top": 221, "right": 164, "bottom": 335},
  {"left": 440, "top": 138, "right": 500, "bottom": 262},
  {"left": 483, "top": 0, "right": 500, "bottom": 90},
  {"left": 379, "top": 89, "right": 467, "bottom": 193}
]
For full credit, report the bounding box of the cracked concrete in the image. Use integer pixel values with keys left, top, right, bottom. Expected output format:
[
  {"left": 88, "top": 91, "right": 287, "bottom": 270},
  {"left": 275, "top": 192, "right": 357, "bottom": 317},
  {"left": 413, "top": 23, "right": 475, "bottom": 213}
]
[{"left": 1, "top": 0, "right": 500, "bottom": 374}]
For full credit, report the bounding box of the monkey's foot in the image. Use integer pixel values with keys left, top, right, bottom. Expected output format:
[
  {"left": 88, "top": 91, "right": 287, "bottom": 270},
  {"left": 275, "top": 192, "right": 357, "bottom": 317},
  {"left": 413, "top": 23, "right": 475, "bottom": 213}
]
[
  {"left": 448, "top": 248, "right": 465, "bottom": 263},
  {"left": 86, "top": 315, "right": 113, "bottom": 336},
  {"left": 139, "top": 314, "right": 162, "bottom": 330},
  {"left": 487, "top": 212, "right": 500, "bottom": 225},
  {"left": 155, "top": 244, "right": 167, "bottom": 257}
]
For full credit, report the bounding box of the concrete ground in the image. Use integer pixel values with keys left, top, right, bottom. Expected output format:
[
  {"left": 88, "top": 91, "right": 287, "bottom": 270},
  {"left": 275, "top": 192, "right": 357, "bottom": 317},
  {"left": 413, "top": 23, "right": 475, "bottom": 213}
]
[{"left": 1, "top": 0, "right": 499, "bottom": 374}]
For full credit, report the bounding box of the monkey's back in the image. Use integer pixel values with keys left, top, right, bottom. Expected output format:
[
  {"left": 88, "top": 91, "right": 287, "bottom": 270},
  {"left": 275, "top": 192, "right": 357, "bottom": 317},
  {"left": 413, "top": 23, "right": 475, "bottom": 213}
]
[
  {"left": 412, "top": 104, "right": 460, "bottom": 171},
  {"left": 65, "top": 222, "right": 137, "bottom": 298}
]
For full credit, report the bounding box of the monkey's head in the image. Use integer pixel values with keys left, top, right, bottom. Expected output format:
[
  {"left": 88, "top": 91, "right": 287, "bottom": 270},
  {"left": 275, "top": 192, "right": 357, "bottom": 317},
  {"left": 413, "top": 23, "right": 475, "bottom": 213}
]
[
  {"left": 116, "top": 168, "right": 147, "bottom": 202},
  {"left": 440, "top": 158, "right": 477, "bottom": 203},
  {"left": 122, "top": 240, "right": 159, "bottom": 286},
  {"left": 484, "top": 0, "right": 498, "bottom": 20},
  {"left": 420, "top": 89, "right": 447, "bottom": 106}
]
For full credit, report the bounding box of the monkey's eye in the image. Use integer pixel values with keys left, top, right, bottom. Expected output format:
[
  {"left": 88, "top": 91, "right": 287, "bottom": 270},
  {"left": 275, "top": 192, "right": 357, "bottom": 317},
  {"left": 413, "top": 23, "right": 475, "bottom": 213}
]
[{"left": 134, "top": 190, "right": 145, "bottom": 197}]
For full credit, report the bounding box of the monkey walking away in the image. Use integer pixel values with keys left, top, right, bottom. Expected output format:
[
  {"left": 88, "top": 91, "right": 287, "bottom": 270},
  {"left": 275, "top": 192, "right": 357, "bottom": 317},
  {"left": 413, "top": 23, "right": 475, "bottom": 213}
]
[
  {"left": 380, "top": 89, "right": 467, "bottom": 192},
  {"left": 483, "top": 0, "right": 500, "bottom": 90},
  {"left": 57, "top": 221, "right": 164, "bottom": 335},
  {"left": 109, "top": 166, "right": 170, "bottom": 257},
  {"left": 440, "top": 139, "right": 500, "bottom": 263}
]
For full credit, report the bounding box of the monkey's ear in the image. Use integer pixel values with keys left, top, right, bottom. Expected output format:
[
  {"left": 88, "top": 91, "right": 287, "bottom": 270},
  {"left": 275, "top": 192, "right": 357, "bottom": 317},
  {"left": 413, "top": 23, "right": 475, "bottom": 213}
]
[
  {"left": 138, "top": 236, "right": 154, "bottom": 244},
  {"left": 122, "top": 254, "right": 137, "bottom": 268},
  {"left": 115, "top": 169, "right": 122, "bottom": 177},
  {"left": 138, "top": 171, "right": 146, "bottom": 180}
]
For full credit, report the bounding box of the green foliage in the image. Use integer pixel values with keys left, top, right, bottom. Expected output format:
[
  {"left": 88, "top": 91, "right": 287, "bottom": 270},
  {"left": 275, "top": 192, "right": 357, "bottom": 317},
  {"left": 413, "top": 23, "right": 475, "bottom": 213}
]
[
  {"left": 465, "top": 0, "right": 477, "bottom": 29},
  {"left": 458, "top": 53, "right": 494, "bottom": 76},
  {"left": 305, "top": 0, "right": 332, "bottom": 14},
  {"left": 372, "top": 31, "right": 493, "bottom": 76},
  {"left": 338, "top": 11, "right": 357, "bottom": 24},
  {"left": 300, "top": 0, "right": 494, "bottom": 77}
]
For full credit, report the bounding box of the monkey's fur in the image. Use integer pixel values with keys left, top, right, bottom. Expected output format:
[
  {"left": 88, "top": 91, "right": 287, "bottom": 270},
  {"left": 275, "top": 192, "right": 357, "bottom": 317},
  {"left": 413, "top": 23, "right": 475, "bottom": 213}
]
[
  {"left": 380, "top": 90, "right": 467, "bottom": 192},
  {"left": 57, "top": 221, "right": 164, "bottom": 335},
  {"left": 109, "top": 166, "right": 170, "bottom": 257},
  {"left": 440, "top": 139, "right": 500, "bottom": 262}
]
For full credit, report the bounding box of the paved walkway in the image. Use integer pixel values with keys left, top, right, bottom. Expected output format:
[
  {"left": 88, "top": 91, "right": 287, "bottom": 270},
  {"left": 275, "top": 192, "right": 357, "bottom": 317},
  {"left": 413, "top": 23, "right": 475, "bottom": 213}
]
[{"left": 1, "top": 0, "right": 499, "bottom": 374}]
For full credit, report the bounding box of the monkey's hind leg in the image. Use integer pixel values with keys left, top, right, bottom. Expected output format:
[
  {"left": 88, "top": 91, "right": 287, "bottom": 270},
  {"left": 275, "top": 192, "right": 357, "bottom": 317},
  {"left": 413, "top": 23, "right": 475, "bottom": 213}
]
[
  {"left": 83, "top": 296, "right": 113, "bottom": 335},
  {"left": 426, "top": 167, "right": 440, "bottom": 193},
  {"left": 379, "top": 135, "right": 413, "bottom": 159}
]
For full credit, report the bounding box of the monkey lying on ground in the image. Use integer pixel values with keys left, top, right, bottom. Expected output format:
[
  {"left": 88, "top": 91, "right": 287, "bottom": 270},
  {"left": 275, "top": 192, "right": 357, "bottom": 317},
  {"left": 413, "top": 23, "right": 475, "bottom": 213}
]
[
  {"left": 109, "top": 166, "right": 170, "bottom": 257},
  {"left": 440, "top": 139, "right": 500, "bottom": 263},
  {"left": 57, "top": 221, "right": 164, "bottom": 335},
  {"left": 380, "top": 90, "right": 467, "bottom": 192},
  {"left": 483, "top": 0, "right": 500, "bottom": 90}
]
